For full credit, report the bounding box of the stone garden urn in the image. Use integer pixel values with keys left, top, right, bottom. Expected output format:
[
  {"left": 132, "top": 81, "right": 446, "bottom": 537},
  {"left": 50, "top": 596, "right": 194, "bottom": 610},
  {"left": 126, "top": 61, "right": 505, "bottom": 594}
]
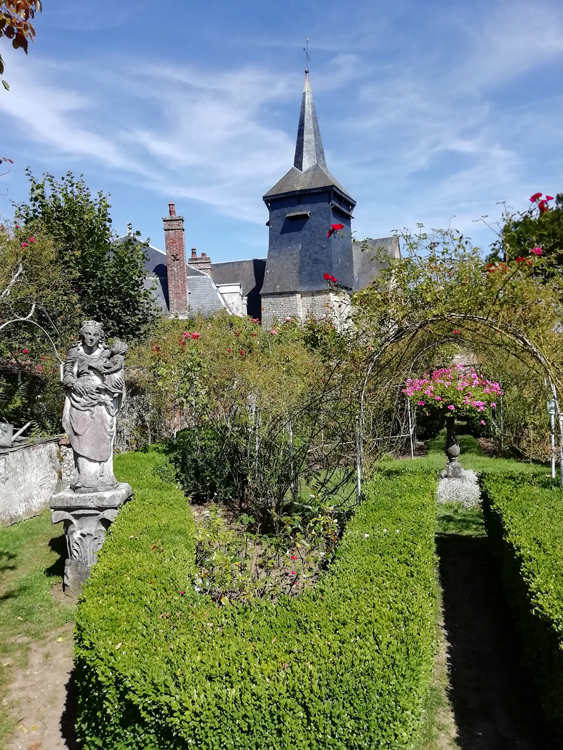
[{"left": 404, "top": 365, "right": 502, "bottom": 481}]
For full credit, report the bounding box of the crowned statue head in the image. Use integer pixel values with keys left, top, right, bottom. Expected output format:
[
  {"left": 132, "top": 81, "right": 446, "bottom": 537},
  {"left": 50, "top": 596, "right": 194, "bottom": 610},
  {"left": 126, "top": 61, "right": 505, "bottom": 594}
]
[{"left": 79, "top": 320, "right": 105, "bottom": 353}]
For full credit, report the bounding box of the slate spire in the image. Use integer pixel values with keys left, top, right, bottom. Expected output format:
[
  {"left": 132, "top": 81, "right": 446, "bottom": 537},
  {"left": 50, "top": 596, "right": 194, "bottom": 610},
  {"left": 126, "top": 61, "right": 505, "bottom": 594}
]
[{"left": 293, "top": 69, "right": 328, "bottom": 173}]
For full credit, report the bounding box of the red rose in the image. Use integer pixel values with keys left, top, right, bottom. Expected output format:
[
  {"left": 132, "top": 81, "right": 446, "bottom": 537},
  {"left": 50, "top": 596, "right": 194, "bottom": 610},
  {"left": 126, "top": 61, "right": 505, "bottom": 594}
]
[
  {"left": 327, "top": 223, "right": 345, "bottom": 237},
  {"left": 529, "top": 192, "right": 542, "bottom": 202},
  {"left": 538, "top": 200, "right": 548, "bottom": 213},
  {"left": 546, "top": 195, "right": 554, "bottom": 201}
]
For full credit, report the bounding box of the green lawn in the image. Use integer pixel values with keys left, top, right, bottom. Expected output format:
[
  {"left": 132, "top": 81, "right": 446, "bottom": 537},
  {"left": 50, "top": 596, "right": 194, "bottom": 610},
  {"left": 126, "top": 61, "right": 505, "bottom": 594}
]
[{"left": 0, "top": 511, "right": 76, "bottom": 744}]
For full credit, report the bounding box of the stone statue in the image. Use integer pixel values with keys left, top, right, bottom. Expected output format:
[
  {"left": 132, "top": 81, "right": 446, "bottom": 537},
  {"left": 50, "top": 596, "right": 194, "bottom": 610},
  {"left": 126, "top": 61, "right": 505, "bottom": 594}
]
[
  {"left": 61, "top": 321, "right": 127, "bottom": 492},
  {"left": 50, "top": 321, "right": 132, "bottom": 595}
]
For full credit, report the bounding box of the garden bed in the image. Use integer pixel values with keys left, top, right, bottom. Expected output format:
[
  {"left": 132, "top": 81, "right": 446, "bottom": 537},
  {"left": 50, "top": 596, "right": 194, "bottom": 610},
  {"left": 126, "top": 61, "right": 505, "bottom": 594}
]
[{"left": 75, "top": 450, "right": 438, "bottom": 749}]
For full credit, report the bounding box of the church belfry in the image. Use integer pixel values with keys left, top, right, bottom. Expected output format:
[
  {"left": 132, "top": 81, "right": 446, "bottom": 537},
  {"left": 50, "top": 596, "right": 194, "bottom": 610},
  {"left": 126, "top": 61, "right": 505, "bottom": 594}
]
[{"left": 261, "top": 70, "right": 356, "bottom": 326}]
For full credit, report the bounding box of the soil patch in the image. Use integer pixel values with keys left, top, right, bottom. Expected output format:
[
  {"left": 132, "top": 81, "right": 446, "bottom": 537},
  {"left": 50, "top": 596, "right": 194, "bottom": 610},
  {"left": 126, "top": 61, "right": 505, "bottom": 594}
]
[{"left": 3, "top": 623, "right": 80, "bottom": 750}]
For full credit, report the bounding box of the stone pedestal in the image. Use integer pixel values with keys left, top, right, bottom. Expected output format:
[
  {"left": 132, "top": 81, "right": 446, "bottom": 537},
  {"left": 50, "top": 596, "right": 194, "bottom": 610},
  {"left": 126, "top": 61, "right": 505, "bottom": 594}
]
[
  {"left": 445, "top": 416, "right": 463, "bottom": 478},
  {"left": 50, "top": 482, "right": 132, "bottom": 596}
]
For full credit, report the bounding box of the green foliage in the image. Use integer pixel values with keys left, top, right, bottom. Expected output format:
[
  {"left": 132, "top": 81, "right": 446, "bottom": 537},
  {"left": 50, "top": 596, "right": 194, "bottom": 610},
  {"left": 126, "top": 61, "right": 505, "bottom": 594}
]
[
  {"left": 129, "top": 314, "right": 361, "bottom": 516},
  {"left": 76, "top": 450, "right": 438, "bottom": 749},
  {"left": 166, "top": 425, "right": 256, "bottom": 504},
  {"left": 13, "top": 170, "right": 159, "bottom": 340},
  {"left": 351, "top": 224, "right": 563, "bottom": 462},
  {"left": 481, "top": 472, "right": 563, "bottom": 733},
  {"left": 192, "top": 501, "right": 340, "bottom": 604},
  {"left": 489, "top": 194, "right": 563, "bottom": 266}
]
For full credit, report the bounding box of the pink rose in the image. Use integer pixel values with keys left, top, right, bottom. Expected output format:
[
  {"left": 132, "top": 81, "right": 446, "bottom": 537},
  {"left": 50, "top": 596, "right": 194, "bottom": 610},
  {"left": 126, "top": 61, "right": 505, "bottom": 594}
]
[{"left": 448, "top": 405, "right": 455, "bottom": 410}]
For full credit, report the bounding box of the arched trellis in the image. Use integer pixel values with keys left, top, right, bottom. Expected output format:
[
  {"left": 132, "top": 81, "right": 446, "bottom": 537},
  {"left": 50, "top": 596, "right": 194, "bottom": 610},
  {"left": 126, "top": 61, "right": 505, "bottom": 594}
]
[
  {"left": 359, "top": 313, "right": 563, "bottom": 485},
  {"left": 0, "top": 311, "right": 64, "bottom": 364}
]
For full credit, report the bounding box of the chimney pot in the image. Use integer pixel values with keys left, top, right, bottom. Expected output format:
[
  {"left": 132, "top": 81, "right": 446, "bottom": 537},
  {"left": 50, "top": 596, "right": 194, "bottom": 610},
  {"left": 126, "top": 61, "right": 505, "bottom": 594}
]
[
  {"left": 168, "top": 202, "right": 176, "bottom": 217},
  {"left": 191, "top": 248, "right": 197, "bottom": 258}
]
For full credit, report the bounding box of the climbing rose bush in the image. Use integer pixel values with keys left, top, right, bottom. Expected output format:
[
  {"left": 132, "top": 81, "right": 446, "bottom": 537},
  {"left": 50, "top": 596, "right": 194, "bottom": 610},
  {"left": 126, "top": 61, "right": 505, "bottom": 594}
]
[{"left": 403, "top": 365, "right": 502, "bottom": 417}]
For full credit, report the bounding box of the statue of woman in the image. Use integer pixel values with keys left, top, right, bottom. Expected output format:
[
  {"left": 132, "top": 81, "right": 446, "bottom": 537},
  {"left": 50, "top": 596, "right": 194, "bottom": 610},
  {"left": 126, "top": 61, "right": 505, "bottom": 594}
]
[{"left": 62, "top": 321, "right": 126, "bottom": 493}]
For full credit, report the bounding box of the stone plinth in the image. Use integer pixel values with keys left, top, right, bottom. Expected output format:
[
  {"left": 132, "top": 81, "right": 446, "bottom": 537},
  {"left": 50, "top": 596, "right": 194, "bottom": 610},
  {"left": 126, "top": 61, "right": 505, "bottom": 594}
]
[{"left": 50, "top": 482, "right": 131, "bottom": 596}]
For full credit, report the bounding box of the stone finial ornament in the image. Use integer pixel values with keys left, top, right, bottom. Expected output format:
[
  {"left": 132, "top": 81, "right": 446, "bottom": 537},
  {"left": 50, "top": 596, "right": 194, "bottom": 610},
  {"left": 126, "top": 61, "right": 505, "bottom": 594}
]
[{"left": 50, "top": 321, "right": 132, "bottom": 595}]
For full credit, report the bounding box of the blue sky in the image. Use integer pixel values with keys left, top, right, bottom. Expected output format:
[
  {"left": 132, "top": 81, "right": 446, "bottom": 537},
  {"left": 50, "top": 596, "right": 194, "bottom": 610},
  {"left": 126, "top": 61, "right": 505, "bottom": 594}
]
[{"left": 1, "top": 0, "right": 563, "bottom": 261}]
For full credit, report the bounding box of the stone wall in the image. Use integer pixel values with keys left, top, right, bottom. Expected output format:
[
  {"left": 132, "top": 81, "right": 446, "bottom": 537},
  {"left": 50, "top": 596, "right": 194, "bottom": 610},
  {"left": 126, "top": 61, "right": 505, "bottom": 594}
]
[
  {"left": 262, "top": 290, "right": 351, "bottom": 329},
  {"left": 261, "top": 293, "right": 303, "bottom": 327},
  {"left": 0, "top": 438, "right": 73, "bottom": 526}
]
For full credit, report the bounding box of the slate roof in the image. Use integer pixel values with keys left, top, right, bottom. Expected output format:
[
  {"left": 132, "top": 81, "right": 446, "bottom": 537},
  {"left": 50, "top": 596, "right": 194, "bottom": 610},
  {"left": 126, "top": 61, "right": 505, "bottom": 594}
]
[
  {"left": 293, "top": 70, "right": 327, "bottom": 173},
  {"left": 211, "top": 258, "right": 266, "bottom": 319},
  {"left": 211, "top": 259, "right": 266, "bottom": 298},
  {"left": 264, "top": 163, "right": 353, "bottom": 201},
  {"left": 114, "top": 234, "right": 228, "bottom": 317},
  {"left": 186, "top": 264, "right": 228, "bottom": 316},
  {"left": 264, "top": 71, "right": 354, "bottom": 202},
  {"left": 352, "top": 237, "right": 400, "bottom": 291},
  {"left": 144, "top": 273, "right": 168, "bottom": 312}
]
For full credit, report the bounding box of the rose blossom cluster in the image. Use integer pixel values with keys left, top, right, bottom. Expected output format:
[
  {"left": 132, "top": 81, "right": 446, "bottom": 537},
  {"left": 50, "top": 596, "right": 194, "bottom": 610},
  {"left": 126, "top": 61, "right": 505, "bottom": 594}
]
[{"left": 402, "top": 365, "right": 502, "bottom": 416}]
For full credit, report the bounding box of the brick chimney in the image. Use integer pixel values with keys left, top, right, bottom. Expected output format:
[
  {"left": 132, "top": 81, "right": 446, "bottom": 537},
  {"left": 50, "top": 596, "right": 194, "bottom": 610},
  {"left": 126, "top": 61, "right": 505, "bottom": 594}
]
[
  {"left": 188, "top": 247, "right": 212, "bottom": 276},
  {"left": 163, "top": 202, "right": 188, "bottom": 315}
]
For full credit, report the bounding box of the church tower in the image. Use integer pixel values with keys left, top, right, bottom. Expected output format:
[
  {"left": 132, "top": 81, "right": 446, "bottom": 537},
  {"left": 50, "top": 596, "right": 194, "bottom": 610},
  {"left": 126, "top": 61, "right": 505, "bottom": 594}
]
[{"left": 261, "top": 70, "right": 356, "bottom": 326}]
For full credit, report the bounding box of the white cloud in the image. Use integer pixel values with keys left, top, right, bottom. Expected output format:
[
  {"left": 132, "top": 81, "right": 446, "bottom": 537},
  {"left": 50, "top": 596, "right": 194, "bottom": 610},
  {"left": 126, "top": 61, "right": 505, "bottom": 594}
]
[{"left": 2, "top": 0, "right": 563, "bottom": 252}]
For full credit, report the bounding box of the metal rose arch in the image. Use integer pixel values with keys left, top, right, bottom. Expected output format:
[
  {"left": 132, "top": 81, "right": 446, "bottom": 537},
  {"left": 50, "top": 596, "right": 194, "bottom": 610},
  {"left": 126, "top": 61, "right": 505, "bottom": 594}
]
[{"left": 359, "top": 312, "right": 563, "bottom": 485}]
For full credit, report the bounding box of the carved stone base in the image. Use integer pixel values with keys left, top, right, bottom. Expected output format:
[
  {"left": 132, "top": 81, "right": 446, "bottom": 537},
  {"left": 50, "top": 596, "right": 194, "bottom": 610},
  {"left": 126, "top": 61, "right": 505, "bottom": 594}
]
[
  {"left": 50, "top": 482, "right": 132, "bottom": 596},
  {"left": 445, "top": 460, "right": 464, "bottom": 479}
]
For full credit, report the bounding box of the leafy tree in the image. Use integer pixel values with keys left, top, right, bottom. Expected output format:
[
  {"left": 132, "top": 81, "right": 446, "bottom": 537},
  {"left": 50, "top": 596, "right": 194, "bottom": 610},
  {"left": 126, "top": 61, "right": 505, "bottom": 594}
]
[
  {"left": 14, "top": 170, "right": 159, "bottom": 340},
  {"left": 0, "top": 0, "right": 41, "bottom": 91},
  {"left": 0, "top": 223, "right": 81, "bottom": 433}
]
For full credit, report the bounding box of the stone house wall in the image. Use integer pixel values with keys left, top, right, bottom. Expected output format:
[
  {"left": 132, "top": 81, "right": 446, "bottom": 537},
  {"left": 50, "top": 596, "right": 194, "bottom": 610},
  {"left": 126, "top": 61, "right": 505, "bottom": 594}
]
[{"left": 0, "top": 438, "right": 73, "bottom": 526}]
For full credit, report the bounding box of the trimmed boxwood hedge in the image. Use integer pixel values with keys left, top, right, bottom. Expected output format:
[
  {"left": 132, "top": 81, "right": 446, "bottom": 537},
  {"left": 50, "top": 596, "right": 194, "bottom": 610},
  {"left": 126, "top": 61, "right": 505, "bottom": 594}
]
[
  {"left": 482, "top": 472, "right": 563, "bottom": 734},
  {"left": 75, "top": 452, "right": 438, "bottom": 749}
]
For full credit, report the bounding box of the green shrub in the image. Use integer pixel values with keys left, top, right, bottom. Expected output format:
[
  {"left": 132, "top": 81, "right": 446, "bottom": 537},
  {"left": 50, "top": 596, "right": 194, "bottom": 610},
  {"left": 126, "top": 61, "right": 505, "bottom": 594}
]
[
  {"left": 481, "top": 472, "right": 563, "bottom": 733},
  {"left": 75, "top": 454, "right": 438, "bottom": 749}
]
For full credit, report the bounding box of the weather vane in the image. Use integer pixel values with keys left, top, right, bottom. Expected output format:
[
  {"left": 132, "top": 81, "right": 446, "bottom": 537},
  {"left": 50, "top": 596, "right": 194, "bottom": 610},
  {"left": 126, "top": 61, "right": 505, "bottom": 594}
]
[{"left": 303, "top": 36, "right": 310, "bottom": 65}]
